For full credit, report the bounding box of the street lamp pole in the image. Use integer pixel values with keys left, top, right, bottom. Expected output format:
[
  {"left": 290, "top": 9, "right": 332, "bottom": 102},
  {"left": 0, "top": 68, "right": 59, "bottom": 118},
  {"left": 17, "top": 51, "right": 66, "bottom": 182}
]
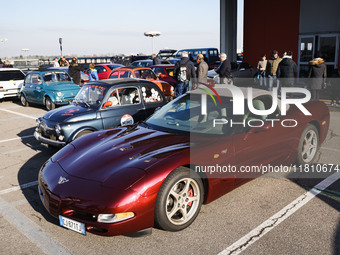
[{"left": 144, "top": 31, "right": 161, "bottom": 55}]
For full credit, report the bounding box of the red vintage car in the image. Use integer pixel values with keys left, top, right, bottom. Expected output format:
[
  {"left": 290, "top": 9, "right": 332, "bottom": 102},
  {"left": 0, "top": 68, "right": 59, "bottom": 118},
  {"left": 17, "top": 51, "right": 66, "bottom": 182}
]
[
  {"left": 38, "top": 86, "right": 329, "bottom": 236},
  {"left": 109, "top": 67, "right": 174, "bottom": 100},
  {"left": 150, "top": 64, "right": 176, "bottom": 86},
  {"left": 85, "top": 64, "right": 124, "bottom": 80}
]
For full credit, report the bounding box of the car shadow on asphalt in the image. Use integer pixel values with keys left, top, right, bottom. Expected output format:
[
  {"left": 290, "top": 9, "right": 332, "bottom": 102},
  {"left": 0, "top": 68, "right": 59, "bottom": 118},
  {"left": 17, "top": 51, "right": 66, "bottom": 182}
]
[{"left": 17, "top": 129, "right": 59, "bottom": 225}]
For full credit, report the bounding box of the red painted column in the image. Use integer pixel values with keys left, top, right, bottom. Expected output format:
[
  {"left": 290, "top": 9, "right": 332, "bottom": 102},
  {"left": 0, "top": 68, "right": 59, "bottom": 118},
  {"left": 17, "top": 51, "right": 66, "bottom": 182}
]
[{"left": 243, "top": 0, "right": 301, "bottom": 67}]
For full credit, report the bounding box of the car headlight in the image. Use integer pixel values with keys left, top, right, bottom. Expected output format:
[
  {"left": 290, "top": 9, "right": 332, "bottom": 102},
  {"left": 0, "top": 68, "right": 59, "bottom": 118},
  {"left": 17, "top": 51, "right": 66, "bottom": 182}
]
[
  {"left": 97, "top": 212, "right": 134, "bottom": 223},
  {"left": 36, "top": 118, "right": 42, "bottom": 127},
  {"left": 57, "top": 92, "right": 63, "bottom": 97}
]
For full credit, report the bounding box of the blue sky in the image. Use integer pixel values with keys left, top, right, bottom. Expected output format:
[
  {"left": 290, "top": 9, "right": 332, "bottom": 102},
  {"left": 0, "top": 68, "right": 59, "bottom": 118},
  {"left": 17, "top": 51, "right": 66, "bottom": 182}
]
[{"left": 0, "top": 0, "right": 243, "bottom": 57}]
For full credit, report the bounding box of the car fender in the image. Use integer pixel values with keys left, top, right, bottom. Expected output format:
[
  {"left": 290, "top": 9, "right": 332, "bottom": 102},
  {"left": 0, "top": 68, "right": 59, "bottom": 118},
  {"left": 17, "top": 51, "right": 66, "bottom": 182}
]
[
  {"left": 69, "top": 126, "right": 98, "bottom": 142},
  {"left": 130, "top": 149, "right": 190, "bottom": 198},
  {"left": 43, "top": 92, "right": 56, "bottom": 104}
]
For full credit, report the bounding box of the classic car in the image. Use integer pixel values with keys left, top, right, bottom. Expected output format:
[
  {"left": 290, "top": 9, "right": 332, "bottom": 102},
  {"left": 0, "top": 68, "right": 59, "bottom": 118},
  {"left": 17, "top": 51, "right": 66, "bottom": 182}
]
[
  {"left": 84, "top": 64, "right": 124, "bottom": 80},
  {"left": 38, "top": 85, "right": 329, "bottom": 236},
  {"left": 0, "top": 68, "right": 25, "bottom": 100},
  {"left": 109, "top": 67, "right": 174, "bottom": 100},
  {"left": 20, "top": 69, "right": 80, "bottom": 111},
  {"left": 34, "top": 78, "right": 166, "bottom": 147},
  {"left": 149, "top": 64, "right": 176, "bottom": 86}
]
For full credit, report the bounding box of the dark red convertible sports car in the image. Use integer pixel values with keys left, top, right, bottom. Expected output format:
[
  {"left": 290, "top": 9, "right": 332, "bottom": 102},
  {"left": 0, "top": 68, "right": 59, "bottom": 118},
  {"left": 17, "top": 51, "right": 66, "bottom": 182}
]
[{"left": 38, "top": 86, "right": 329, "bottom": 236}]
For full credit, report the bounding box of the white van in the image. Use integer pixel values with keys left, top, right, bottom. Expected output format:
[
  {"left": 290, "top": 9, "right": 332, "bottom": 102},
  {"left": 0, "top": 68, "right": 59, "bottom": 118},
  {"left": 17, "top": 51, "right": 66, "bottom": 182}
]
[{"left": 0, "top": 68, "right": 25, "bottom": 100}]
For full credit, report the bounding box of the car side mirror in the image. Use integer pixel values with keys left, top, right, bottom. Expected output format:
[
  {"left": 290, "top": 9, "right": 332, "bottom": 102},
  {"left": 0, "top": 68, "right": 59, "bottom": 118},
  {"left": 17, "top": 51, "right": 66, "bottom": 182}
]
[{"left": 102, "top": 101, "right": 112, "bottom": 109}]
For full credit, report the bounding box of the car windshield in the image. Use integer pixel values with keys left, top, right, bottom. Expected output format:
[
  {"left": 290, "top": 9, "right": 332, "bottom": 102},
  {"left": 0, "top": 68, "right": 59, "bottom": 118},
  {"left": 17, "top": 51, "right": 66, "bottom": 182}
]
[
  {"left": 73, "top": 84, "right": 107, "bottom": 108},
  {"left": 43, "top": 71, "right": 71, "bottom": 83},
  {"left": 0, "top": 70, "right": 25, "bottom": 81},
  {"left": 145, "top": 94, "right": 235, "bottom": 136}
]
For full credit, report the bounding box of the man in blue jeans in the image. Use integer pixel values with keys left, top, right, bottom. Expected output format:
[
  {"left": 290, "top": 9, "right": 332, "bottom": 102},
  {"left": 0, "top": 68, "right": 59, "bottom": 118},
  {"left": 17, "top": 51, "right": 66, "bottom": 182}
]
[{"left": 173, "top": 51, "right": 196, "bottom": 97}]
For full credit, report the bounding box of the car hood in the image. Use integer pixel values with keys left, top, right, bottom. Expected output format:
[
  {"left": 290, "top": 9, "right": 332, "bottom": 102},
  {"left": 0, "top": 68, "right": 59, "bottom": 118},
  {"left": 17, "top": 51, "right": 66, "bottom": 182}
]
[
  {"left": 43, "top": 104, "right": 96, "bottom": 123},
  {"left": 57, "top": 126, "right": 190, "bottom": 183}
]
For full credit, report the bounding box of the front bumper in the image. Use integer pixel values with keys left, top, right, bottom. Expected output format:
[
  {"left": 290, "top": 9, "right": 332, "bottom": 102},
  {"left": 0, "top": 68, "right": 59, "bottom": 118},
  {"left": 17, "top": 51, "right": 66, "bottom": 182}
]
[
  {"left": 34, "top": 130, "right": 65, "bottom": 147},
  {"left": 38, "top": 161, "right": 156, "bottom": 236}
]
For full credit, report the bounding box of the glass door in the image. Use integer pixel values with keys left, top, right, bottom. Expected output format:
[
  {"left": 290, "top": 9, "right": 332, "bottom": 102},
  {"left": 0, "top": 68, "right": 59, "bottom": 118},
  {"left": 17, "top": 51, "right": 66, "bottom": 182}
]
[{"left": 298, "top": 36, "right": 315, "bottom": 77}]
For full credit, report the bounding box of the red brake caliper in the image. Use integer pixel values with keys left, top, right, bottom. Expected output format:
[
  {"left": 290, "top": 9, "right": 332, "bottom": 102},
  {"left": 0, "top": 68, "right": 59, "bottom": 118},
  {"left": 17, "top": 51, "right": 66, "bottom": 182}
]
[{"left": 188, "top": 188, "right": 193, "bottom": 207}]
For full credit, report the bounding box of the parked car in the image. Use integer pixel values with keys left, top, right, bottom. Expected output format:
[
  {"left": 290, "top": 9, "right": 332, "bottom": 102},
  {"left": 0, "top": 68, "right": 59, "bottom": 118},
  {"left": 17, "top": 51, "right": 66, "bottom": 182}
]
[
  {"left": 84, "top": 64, "right": 124, "bottom": 80},
  {"left": 150, "top": 64, "right": 176, "bottom": 86},
  {"left": 34, "top": 78, "right": 166, "bottom": 147},
  {"left": 130, "top": 60, "right": 153, "bottom": 67},
  {"left": 157, "top": 49, "right": 177, "bottom": 59},
  {"left": 109, "top": 67, "right": 174, "bottom": 100},
  {"left": 174, "top": 48, "right": 220, "bottom": 69},
  {"left": 207, "top": 62, "right": 258, "bottom": 86},
  {"left": 38, "top": 87, "right": 329, "bottom": 236},
  {"left": 20, "top": 69, "right": 80, "bottom": 111},
  {"left": 0, "top": 68, "right": 25, "bottom": 100}
]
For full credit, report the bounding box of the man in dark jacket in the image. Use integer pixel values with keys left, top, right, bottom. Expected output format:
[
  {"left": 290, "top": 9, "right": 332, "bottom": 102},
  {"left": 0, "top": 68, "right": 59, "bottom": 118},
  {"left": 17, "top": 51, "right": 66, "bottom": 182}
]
[
  {"left": 173, "top": 51, "right": 196, "bottom": 97},
  {"left": 152, "top": 54, "right": 161, "bottom": 65},
  {"left": 68, "top": 57, "right": 83, "bottom": 86},
  {"left": 214, "top": 53, "right": 231, "bottom": 84},
  {"left": 308, "top": 54, "right": 327, "bottom": 100},
  {"left": 277, "top": 51, "right": 297, "bottom": 88}
]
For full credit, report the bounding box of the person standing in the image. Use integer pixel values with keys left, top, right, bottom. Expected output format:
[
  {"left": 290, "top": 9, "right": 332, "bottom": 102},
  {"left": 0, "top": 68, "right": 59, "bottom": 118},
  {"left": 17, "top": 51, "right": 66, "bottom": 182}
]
[
  {"left": 53, "top": 57, "right": 60, "bottom": 67},
  {"left": 308, "top": 54, "right": 327, "bottom": 100},
  {"left": 196, "top": 53, "right": 208, "bottom": 88},
  {"left": 214, "top": 53, "right": 231, "bottom": 84},
  {"left": 277, "top": 51, "right": 297, "bottom": 88},
  {"left": 88, "top": 63, "right": 99, "bottom": 81},
  {"left": 173, "top": 51, "right": 196, "bottom": 97},
  {"left": 68, "top": 57, "right": 83, "bottom": 86},
  {"left": 257, "top": 54, "right": 267, "bottom": 89},
  {"left": 59, "top": 56, "right": 69, "bottom": 67},
  {"left": 152, "top": 54, "right": 161, "bottom": 65},
  {"left": 266, "top": 50, "right": 281, "bottom": 91}
]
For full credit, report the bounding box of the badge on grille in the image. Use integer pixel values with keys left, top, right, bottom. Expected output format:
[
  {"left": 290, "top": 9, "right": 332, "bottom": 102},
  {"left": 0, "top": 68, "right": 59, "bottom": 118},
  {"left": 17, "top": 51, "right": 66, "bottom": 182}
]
[{"left": 58, "top": 176, "right": 69, "bottom": 185}]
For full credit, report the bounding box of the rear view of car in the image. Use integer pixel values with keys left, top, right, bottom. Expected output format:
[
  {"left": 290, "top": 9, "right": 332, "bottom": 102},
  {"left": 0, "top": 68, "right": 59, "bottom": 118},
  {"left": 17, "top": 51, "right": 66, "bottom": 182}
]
[{"left": 0, "top": 68, "right": 25, "bottom": 100}]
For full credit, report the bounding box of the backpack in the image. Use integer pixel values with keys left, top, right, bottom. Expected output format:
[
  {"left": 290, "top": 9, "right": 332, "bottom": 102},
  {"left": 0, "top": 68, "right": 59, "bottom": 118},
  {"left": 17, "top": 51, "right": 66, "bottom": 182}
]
[{"left": 177, "top": 60, "right": 190, "bottom": 82}]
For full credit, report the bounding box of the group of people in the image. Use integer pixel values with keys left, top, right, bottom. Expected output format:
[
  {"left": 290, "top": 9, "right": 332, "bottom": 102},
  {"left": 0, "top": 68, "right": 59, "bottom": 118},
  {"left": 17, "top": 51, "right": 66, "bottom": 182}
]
[
  {"left": 172, "top": 51, "right": 231, "bottom": 98},
  {"left": 52, "top": 56, "right": 99, "bottom": 85},
  {"left": 0, "top": 58, "right": 13, "bottom": 68},
  {"left": 256, "top": 50, "right": 329, "bottom": 100}
]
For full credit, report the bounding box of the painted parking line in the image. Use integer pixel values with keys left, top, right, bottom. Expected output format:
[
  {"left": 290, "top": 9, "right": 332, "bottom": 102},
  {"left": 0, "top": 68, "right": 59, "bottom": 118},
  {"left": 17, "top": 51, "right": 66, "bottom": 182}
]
[
  {"left": 218, "top": 171, "right": 340, "bottom": 255},
  {"left": 321, "top": 146, "right": 340, "bottom": 153},
  {"left": 0, "top": 196, "right": 72, "bottom": 255},
  {"left": 0, "top": 135, "right": 34, "bottom": 144},
  {"left": 0, "top": 108, "right": 37, "bottom": 120},
  {"left": 0, "top": 181, "right": 38, "bottom": 195}
]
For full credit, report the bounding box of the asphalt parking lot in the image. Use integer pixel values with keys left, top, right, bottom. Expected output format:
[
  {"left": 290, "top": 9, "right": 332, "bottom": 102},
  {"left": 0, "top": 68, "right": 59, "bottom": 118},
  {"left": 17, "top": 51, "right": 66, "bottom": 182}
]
[{"left": 0, "top": 98, "right": 339, "bottom": 255}]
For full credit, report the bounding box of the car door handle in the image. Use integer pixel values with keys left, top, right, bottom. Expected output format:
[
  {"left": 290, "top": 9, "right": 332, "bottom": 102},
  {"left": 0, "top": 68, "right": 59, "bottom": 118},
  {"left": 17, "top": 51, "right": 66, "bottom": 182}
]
[{"left": 36, "top": 87, "right": 41, "bottom": 89}]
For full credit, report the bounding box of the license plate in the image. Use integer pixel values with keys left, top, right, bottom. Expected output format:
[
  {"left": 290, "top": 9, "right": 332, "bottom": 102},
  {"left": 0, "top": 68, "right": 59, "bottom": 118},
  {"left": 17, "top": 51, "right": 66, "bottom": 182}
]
[{"left": 59, "top": 216, "right": 86, "bottom": 235}]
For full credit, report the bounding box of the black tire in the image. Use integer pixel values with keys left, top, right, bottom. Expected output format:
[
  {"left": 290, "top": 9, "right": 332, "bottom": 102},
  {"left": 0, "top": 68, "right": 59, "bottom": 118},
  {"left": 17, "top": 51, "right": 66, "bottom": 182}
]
[
  {"left": 154, "top": 167, "right": 204, "bottom": 231},
  {"left": 296, "top": 124, "right": 319, "bottom": 165},
  {"left": 74, "top": 130, "right": 92, "bottom": 140},
  {"left": 20, "top": 93, "right": 28, "bottom": 107},
  {"left": 45, "top": 97, "right": 55, "bottom": 111}
]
